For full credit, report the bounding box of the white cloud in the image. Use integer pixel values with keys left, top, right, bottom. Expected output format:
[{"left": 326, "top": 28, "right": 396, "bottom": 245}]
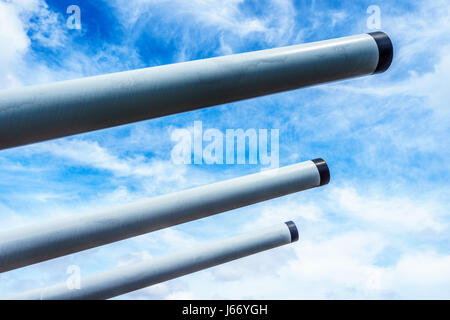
[
  {"left": 384, "top": 1, "right": 450, "bottom": 67},
  {"left": 382, "top": 251, "right": 450, "bottom": 298},
  {"left": 110, "top": 0, "right": 298, "bottom": 58},
  {"left": 0, "top": 1, "right": 30, "bottom": 88},
  {"left": 0, "top": 0, "right": 145, "bottom": 89},
  {"left": 17, "top": 0, "right": 67, "bottom": 47},
  {"left": 332, "top": 187, "right": 446, "bottom": 233},
  {"left": 26, "top": 139, "right": 188, "bottom": 182},
  {"left": 166, "top": 290, "right": 195, "bottom": 300}
]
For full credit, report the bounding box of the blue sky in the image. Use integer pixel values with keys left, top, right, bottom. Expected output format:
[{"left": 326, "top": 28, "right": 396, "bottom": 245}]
[{"left": 0, "top": 0, "right": 449, "bottom": 299}]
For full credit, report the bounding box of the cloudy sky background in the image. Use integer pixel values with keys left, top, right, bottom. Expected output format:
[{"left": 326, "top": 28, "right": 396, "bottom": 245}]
[{"left": 0, "top": 0, "right": 449, "bottom": 299}]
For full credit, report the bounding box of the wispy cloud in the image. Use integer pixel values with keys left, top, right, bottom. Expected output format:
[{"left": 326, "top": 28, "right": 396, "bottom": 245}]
[{"left": 109, "top": 0, "right": 298, "bottom": 60}]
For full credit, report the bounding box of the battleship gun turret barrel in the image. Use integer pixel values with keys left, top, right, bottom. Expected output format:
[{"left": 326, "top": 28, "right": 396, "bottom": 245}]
[
  {"left": 0, "top": 158, "right": 329, "bottom": 273},
  {"left": 6, "top": 221, "right": 299, "bottom": 300},
  {"left": 7, "top": 222, "right": 299, "bottom": 300},
  {"left": 0, "top": 32, "right": 392, "bottom": 150}
]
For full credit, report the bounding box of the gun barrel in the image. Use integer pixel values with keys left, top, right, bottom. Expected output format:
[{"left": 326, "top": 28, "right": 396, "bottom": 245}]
[
  {"left": 0, "top": 32, "right": 392, "bottom": 150},
  {"left": 6, "top": 221, "right": 298, "bottom": 300},
  {"left": 0, "top": 159, "right": 328, "bottom": 273}
]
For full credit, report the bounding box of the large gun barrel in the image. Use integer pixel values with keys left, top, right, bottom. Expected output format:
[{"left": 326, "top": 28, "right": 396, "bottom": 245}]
[
  {"left": 6, "top": 221, "right": 299, "bottom": 300},
  {"left": 0, "top": 32, "right": 392, "bottom": 150},
  {"left": 0, "top": 158, "right": 328, "bottom": 273}
]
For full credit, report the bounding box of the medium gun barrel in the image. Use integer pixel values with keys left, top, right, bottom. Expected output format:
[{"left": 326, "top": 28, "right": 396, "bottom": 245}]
[
  {"left": 0, "top": 32, "right": 392, "bottom": 150},
  {"left": 0, "top": 158, "right": 328, "bottom": 273},
  {"left": 6, "top": 221, "right": 299, "bottom": 300}
]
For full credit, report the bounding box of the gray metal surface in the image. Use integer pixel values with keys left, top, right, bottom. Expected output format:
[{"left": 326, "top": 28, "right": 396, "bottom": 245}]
[
  {"left": 0, "top": 33, "right": 381, "bottom": 150},
  {"left": 7, "top": 222, "right": 296, "bottom": 300},
  {"left": 0, "top": 159, "right": 323, "bottom": 273}
]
